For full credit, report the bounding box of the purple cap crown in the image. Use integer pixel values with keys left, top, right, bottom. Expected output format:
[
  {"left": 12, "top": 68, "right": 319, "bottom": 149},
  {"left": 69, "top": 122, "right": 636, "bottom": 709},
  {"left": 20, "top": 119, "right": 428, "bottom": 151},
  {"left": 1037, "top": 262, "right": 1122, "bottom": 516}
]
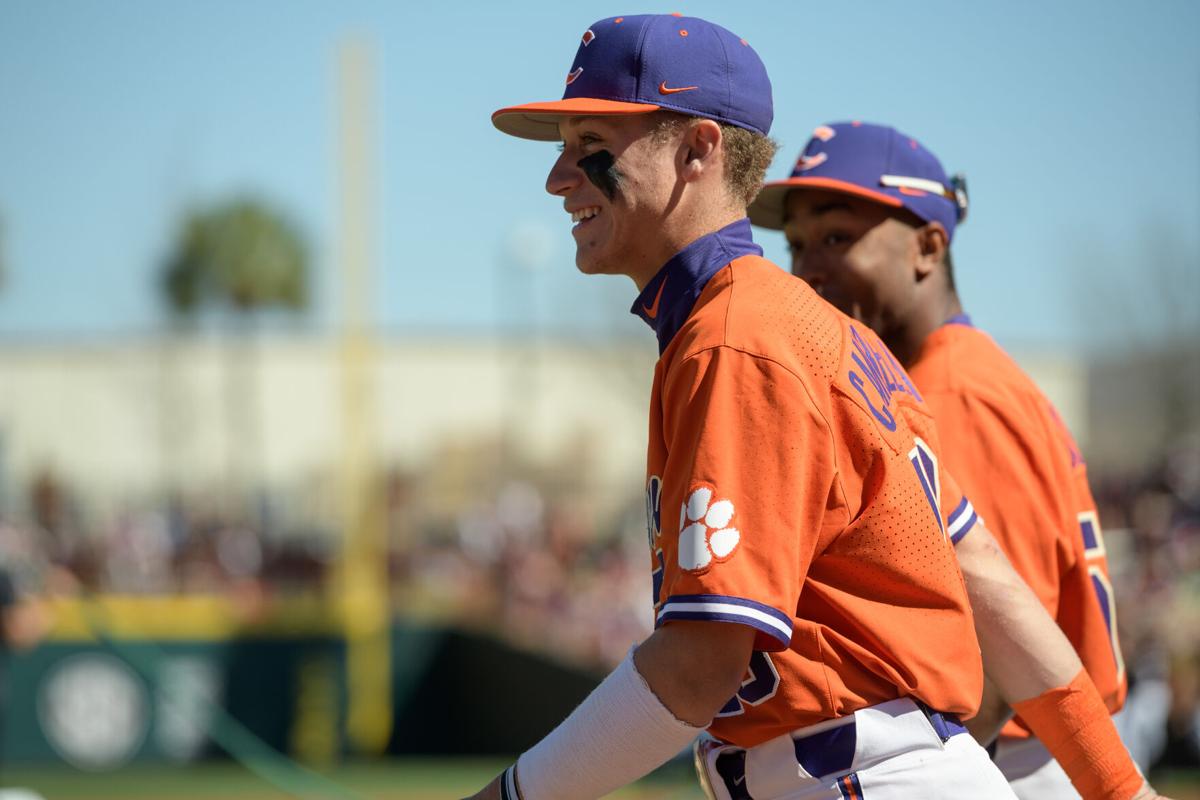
[
  {"left": 493, "top": 14, "right": 773, "bottom": 141},
  {"left": 749, "top": 121, "right": 968, "bottom": 240}
]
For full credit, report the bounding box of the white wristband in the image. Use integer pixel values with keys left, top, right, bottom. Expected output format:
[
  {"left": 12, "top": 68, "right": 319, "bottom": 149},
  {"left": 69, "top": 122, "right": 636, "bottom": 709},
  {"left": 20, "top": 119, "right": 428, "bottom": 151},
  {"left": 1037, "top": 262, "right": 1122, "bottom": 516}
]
[{"left": 509, "top": 647, "right": 707, "bottom": 800}]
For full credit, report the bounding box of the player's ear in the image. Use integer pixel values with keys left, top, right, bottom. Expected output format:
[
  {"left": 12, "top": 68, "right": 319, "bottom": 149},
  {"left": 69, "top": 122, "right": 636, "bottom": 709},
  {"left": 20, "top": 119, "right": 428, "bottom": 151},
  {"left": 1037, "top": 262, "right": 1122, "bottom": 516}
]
[
  {"left": 914, "top": 222, "right": 949, "bottom": 281},
  {"left": 680, "top": 119, "right": 722, "bottom": 183}
]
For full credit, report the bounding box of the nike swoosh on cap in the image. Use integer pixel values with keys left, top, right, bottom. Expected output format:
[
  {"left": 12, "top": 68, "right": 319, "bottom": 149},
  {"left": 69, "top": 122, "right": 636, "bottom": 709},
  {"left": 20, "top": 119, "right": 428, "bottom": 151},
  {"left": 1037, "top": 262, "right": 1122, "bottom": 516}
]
[{"left": 658, "top": 81, "right": 698, "bottom": 95}]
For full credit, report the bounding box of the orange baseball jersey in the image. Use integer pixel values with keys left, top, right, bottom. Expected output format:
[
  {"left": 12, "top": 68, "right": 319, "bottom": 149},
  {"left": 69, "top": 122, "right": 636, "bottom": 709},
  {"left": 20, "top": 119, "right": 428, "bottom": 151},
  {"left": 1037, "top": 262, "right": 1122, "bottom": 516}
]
[
  {"left": 908, "top": 317, "right": 1127, "bottom": 739},
  {"left": 635, "top": 219, "right": 984, "bottom": 748}
]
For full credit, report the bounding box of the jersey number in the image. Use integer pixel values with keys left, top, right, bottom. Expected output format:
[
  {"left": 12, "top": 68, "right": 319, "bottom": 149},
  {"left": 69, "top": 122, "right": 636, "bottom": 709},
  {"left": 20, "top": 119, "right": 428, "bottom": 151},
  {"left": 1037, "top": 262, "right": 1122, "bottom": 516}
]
[
  {"left": 909, "top": 437, "right": 945, "bottom": 538},
  {"left": 1079, "top": 511, "right": 1125, "bottom": 680},
  {"left": 716, "top": 651, "right": 780, "bottom": 717}
]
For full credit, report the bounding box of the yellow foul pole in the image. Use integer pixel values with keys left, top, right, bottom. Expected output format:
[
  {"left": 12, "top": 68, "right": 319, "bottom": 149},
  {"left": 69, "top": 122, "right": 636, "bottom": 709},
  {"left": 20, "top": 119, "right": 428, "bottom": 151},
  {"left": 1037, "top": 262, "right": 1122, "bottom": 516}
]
[{"left": 337, "top": 38, "right": 391, "bottom": 755}]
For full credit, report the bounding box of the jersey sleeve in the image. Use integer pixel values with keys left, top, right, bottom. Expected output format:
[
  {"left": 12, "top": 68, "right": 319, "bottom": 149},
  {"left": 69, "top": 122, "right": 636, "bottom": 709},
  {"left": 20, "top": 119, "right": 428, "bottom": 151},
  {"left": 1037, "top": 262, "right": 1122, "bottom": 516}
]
[
  {"left": 925, "top": 390, "right": 1072, "bottom": 616},
  {"left": 939, "top": 466, "right": 980, "bottom": 545},
  {"left": 655, "top": 346, "right": 838, "bottom": 652}
]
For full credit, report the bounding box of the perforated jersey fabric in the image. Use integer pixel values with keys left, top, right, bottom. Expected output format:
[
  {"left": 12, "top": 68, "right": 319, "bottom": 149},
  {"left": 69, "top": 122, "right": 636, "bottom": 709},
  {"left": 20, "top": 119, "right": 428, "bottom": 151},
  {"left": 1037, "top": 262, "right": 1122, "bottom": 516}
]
[
  {"left": 644, "top": 255, "right": 983, "bottom": 748},
  {"left": 909, "top": 322, "right": 1127, "bottom": 741}
]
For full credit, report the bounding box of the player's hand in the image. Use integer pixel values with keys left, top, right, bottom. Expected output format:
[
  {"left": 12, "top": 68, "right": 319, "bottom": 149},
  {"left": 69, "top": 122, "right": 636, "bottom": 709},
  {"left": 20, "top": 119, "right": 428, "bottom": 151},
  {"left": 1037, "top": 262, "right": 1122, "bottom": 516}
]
[
  {"left": 1130, "top": 780, "right": 1175, "bottom": 800},
  {"left": 460, "top": 774, "right": 502, "bottom": 800}
]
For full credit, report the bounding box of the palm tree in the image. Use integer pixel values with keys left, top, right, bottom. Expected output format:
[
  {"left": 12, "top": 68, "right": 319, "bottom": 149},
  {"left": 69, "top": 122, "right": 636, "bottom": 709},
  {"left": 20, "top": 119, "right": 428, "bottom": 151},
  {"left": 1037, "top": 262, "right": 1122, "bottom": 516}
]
[
  {"left": 163, "top": 199, "right": 308, "bottom": 318},
  {"left": 160, "top": 198, "right": 310, "bottom": 504}
]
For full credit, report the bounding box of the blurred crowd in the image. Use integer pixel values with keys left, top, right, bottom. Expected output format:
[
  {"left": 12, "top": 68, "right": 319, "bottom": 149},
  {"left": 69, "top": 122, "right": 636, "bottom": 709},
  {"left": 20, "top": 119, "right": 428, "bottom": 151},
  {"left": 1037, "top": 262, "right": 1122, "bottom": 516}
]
[
  {"left": 0, "top": 471, "right": 333, "bottom": 600},
  {"left": 1, "top": 439, "right": 1198, "bottom": 770},
  {"left": 394, "top": 477, "right": 652, "bottom": 669},
  {"left": 1093, "top": 441, "right": 1200, "bottom": 770}
]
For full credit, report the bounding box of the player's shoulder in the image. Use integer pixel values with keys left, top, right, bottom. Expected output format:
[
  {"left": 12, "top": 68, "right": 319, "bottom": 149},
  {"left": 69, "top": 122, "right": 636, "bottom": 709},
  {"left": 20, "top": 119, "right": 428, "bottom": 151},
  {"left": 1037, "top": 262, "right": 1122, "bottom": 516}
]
[
  {"left": 685, "top": 258, "right": 932, "bottom": 444},
  {"left": 912, "top": 322, "right": 1076, "bottom": 449},
  {"left": 663, "top": 255, "right": 840, "bottom": 401},
  {"left": 911, "top": 322, "right": 1038, "bottom": 403},
  {"left": 694, "top": 255, "right": 845, "bottom": 378}
]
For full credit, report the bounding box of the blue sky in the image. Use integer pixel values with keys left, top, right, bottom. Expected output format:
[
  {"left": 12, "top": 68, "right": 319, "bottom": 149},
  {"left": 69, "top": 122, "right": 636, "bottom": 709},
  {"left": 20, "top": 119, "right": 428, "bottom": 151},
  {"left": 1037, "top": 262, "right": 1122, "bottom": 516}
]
[{"left": 1, "top": 0, "right": 1196, "bottom": 352}]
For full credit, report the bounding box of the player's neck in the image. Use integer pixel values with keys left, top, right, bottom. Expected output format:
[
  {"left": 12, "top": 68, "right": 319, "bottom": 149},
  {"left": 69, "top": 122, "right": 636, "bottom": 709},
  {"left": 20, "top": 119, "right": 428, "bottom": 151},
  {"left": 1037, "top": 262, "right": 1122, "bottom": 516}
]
[
  {"left": 628, "top": 203, "right": 747, "bottom": 291},
  {"left": 891, "top": 290, "right": 963, "bottom": 368}
]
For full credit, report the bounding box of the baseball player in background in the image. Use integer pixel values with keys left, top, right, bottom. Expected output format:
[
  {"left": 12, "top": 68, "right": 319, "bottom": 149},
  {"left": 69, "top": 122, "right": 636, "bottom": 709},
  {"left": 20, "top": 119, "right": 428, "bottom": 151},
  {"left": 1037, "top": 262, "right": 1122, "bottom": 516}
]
[
  {"left": 749, "top": 121, "right": 1162, "bottom": 799},
  {"left": 468, "top": 14, "right": 1163, "bottom": 800}
]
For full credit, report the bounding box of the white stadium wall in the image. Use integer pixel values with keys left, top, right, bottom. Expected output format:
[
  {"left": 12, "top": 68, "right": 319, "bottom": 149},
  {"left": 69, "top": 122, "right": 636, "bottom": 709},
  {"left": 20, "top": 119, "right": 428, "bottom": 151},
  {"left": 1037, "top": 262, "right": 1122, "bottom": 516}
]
[{"left": 0, "top": 336, "right": 1085, "bottom": 508}]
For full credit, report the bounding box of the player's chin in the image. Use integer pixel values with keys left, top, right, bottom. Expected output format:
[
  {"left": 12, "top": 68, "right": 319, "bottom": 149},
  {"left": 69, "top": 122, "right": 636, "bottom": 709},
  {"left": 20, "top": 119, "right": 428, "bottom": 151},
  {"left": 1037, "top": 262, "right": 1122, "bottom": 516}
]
[
  {"left": 574, "top": 255, "right": 611, "bottom": 276},
  {"left": 572, "top": 240, "right": 612, "bottom": 276}
]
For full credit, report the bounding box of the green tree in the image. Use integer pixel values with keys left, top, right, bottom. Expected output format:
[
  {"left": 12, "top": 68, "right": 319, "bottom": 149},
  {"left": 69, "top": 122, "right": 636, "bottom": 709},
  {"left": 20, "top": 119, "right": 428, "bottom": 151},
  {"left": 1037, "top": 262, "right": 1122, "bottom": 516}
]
[
  {"left": 160, "top": 198, "right": 310, "bottom": 499},
  {"left": 163, "top": 199, "right": 308, "bottom": 319}
]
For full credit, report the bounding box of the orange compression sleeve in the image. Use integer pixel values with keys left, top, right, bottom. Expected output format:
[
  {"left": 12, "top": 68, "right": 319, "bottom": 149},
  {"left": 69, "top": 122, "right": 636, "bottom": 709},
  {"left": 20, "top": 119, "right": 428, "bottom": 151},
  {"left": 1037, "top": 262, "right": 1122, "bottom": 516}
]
[{"left": 1011, "top": 669, "right": 1143, "bottom": 800}]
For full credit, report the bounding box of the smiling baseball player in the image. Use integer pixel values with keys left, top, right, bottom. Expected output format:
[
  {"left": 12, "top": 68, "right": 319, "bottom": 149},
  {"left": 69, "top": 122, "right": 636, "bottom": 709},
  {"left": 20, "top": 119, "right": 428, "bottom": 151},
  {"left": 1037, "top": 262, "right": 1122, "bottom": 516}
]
[
  {"left": 467, "top": 14, "right": 1028, "bottom": 800},
  {"left": 750, "top": 120, "right": 1165, "bottom": 799}
]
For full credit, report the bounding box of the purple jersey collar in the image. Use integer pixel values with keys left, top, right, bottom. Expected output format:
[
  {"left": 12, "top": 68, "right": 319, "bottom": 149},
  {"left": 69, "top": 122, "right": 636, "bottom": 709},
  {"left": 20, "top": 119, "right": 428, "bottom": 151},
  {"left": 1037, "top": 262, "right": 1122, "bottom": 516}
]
[
  {"left": 943, "top": 312, "right": 974, "bottom": 327},
  {"left": 631, "top": 217, "right": 762, "bottom": 353}
]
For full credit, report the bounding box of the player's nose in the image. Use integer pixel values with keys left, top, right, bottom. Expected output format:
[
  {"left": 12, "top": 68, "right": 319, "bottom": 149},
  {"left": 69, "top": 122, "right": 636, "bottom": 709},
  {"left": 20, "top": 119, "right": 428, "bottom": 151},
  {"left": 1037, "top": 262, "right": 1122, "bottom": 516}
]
[{"left": 545, "top": 151, "right": 582, "bottom": 197}]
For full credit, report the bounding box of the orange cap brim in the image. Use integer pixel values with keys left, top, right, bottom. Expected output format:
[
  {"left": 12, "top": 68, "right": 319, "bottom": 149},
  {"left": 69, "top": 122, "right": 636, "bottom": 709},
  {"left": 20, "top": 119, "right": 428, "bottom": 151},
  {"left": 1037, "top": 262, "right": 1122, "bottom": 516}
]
[
  {"left": 492, "top": 98, "right": 662, "bottom": 141},
  {"left": 748, "top": 177, "right": 904, "bottom": 230}
]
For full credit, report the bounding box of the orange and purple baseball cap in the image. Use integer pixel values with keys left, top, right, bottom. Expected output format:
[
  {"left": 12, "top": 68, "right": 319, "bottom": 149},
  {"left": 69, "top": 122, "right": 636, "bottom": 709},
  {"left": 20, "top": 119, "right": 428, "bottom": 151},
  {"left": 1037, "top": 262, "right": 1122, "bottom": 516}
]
[
  {"left": 749, "top": 121, "right": 969, "bottom": 240},
  {"left": 492, "top": 14, "right": 773, "bottom": 141}
]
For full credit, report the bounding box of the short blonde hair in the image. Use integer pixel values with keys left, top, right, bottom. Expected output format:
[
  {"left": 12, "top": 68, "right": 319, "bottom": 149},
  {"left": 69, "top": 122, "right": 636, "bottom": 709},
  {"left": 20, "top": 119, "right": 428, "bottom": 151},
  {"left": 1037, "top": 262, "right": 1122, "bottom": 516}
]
[{"left": 651, "top": 112, "right": 779, "bottom": 207}]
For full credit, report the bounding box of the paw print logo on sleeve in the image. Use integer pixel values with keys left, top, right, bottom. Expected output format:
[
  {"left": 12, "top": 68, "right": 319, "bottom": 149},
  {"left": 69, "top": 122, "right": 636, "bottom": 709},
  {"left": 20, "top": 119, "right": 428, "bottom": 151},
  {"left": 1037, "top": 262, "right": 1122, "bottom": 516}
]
[{"left": 678, "top": 485, "right": 740, "bottom": 571}]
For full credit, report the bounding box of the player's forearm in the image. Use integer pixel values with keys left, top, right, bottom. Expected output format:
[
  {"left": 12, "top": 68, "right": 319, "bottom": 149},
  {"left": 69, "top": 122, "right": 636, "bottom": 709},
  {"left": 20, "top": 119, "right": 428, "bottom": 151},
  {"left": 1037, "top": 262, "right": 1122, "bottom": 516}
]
[
  {"left": 470, "top": 622, "right": 754, "bottom": 800},
  {"left": 955, "top": 524, "right": 1082, "bottom": 700},
  {"left": 484, "top": 649, "right": 703, "bottom": 800},
  {"left": 956, "top": 525, "right": 1152, "bottom": 799}
]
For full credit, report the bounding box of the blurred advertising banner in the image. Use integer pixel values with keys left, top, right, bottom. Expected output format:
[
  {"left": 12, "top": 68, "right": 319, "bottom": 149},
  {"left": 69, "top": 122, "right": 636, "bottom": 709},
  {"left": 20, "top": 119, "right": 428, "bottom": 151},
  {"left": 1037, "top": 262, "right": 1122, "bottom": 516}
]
[
  {"left": 3, "top": 595, "right": 344, "bottom": 768},
  {"left": 1, "top": 596, "right": 600, "bottom": 768}
]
